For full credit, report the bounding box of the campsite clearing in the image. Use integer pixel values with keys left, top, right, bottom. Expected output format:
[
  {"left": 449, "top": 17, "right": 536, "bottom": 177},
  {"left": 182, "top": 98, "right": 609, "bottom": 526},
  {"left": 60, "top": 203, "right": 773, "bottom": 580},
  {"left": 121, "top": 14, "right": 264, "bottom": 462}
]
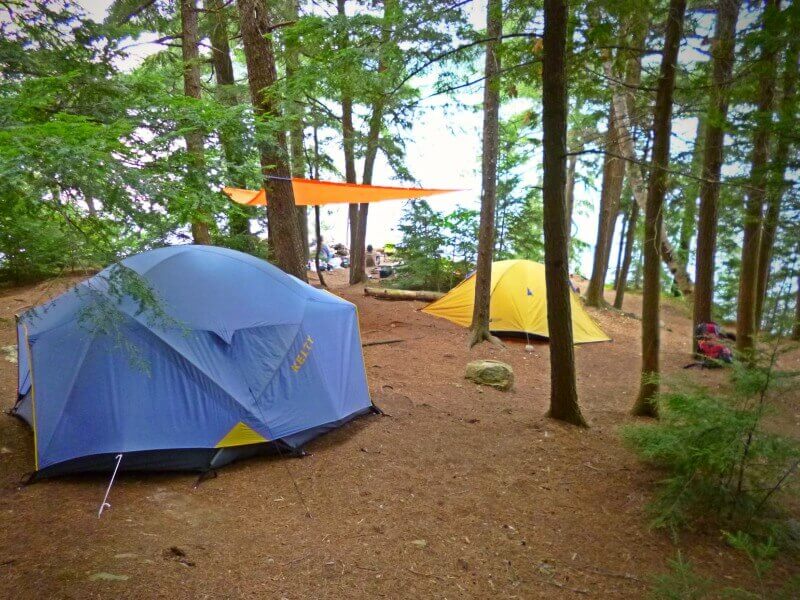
[{"left": 0, "top": 269, "right": 798, "bottom": 598}]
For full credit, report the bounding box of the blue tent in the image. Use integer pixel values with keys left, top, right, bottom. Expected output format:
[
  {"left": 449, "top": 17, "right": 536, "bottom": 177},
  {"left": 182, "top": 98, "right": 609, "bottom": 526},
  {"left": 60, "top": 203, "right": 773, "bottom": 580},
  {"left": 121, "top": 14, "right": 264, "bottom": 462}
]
[{"left": 13, "top": 245, "right": 374, "bottom": 478}]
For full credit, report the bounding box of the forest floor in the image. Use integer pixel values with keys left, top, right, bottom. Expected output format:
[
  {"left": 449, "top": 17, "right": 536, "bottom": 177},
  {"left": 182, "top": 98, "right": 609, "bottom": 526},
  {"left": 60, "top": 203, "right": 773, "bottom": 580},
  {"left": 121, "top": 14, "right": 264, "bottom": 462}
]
[{"left": 0, "top": 269, "right": 798, "bottom": 599}]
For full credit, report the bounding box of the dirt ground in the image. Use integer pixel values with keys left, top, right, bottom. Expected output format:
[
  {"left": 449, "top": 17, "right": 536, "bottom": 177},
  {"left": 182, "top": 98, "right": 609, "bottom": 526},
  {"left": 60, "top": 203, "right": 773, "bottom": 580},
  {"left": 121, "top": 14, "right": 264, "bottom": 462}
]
[{"left": 0, "top": 269, "right": 798, "bottom": 599}]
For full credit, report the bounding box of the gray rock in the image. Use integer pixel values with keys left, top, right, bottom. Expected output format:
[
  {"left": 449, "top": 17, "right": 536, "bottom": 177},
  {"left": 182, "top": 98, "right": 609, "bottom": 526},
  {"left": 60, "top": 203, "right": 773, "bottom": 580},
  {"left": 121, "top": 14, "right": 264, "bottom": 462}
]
[
  {"left": 465, "top": 360, "right": 514, "bottom": 391},
  {"left": 1, "top": 345, "right": 17, "bottom": 364}
]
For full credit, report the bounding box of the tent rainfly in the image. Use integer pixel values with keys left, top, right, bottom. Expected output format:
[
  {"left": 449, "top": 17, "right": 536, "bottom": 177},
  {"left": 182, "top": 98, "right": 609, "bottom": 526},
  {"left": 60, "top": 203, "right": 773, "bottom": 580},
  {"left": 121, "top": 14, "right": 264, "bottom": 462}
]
[
  {"left": 421, "top": 260, "right": 611, "bottom": 344},
  {"left": 13, "top": 245, "right": 375, "bottom": 479},
  {"left": 223, "top": 177, "right": 460, "bottom": 206}
]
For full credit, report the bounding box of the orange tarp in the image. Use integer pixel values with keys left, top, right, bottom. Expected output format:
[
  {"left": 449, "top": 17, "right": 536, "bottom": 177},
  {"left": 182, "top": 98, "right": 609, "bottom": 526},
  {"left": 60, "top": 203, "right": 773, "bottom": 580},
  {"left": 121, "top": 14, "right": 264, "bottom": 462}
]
[{"left": 223, "top": 178, "right": 460, "bottom": 207}]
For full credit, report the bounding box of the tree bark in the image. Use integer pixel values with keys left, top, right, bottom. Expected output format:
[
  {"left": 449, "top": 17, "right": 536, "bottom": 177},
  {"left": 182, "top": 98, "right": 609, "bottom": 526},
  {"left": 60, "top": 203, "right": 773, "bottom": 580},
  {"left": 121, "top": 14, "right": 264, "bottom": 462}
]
[
  {"left": 351, "top": 0, "right": 394, "bottom": 285},
  {"left": 238, "top": 0, "right": 306, "bottom": 281},
  {"left": 614, "top": 198, "right": 638, "bottom": 309},
  {"left": 311, "top": 126, "right": 326, "bottom": 288},
  {"left": 469, "top": 0, "right": 503, "bottom": 348},
  {"left": 613, "top": 200, "right": 629, "bottom": 288},
  {"left": 542, "top": 0, "right": 586, "bottom": 427},
  {"left": 754, "top": 35, "right": 798, "bottom": 330},
  {"left": 336, "top": 0, "right": 361, "bottom": 284},
  {"left": 736, "top": 0, "right": 779, "bottom": 355},
  {"left": 633, "top": 0, "right": 686, "bottom": 417},
  {"left": 605, "top": 70, "right": 693, "bottom": 296},
  {"left": 180, "top": 0, "right": 212, "bottom": 245},
  {"left": 565, "top": 151, "right": 577, "bottom": 237},
  {"left": 208, "top": 0, "right": 254, "bottom": 241},
  {"left": 285, "top": 0, "right": 309, "bottom": 263},
  {"left": 793, "top": 273, "right": 800, "bottom": 341},
  {"left": 693, "top": 0, "right": 741, "bottom": 342},
  {"left": 585, "top": 105, "right": 625, "bottom": 306}
]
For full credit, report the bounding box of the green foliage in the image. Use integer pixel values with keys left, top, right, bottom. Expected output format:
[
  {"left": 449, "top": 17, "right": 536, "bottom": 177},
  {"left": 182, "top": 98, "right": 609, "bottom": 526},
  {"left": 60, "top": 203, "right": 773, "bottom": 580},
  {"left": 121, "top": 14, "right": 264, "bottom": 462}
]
[
  {"left": 621, "top": 350, "right": 800, "bottom": 536},
  {"left": 391, "top": 200, "right": 468, "bottom": 292},
  {"left": 650, "top": 552, "right": 713, "bottom": 600},
  {"left": 28, "top": 261, "right": 184, "bottom": 372},
  {"left": 650, "top": 542, "right": 800, "bottom": 600},
  {"left": 495, "top": 112, "right": 545, "bottom": 262}
]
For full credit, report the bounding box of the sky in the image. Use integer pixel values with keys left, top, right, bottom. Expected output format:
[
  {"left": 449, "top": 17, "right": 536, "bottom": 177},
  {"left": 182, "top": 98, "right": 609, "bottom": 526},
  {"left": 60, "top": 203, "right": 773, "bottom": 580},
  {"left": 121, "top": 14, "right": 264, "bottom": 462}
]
[{"left": 77, "top": 0, "right": 711, "bottom": 277}]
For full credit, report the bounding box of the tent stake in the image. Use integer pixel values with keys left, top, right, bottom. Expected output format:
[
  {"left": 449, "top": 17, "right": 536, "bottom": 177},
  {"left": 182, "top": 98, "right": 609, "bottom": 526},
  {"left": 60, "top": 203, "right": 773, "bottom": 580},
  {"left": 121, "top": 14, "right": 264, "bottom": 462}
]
[{"left": 98, "top": 453, "right": 123, "bottom": 518}]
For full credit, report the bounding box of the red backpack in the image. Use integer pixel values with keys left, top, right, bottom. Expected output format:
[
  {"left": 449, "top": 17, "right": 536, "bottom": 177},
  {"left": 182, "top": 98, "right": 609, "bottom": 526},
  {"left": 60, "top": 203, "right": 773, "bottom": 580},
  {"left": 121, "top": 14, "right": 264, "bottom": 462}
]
[{"left": 694, "top": 322, "right": 733, "bottom": 365}]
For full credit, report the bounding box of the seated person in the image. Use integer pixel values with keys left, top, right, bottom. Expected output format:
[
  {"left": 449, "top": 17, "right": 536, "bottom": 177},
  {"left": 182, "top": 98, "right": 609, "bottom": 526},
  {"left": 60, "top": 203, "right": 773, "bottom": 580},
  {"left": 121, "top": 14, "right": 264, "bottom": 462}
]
[{"left": 365, "top": 244, "right": 377, "bottom": 268}]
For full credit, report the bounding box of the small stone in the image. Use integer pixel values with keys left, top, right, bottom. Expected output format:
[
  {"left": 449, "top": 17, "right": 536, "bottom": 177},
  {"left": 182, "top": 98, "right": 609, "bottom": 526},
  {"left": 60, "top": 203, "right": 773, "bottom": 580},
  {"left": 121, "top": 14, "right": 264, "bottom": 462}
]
[
  {"left": 114, "top": 553, "right": 137, "bottom": 560},
  {"left": 1, "top": 345, "right": 17, "bottom": 364},
  {"left": 465, "top": 360, "right": 514, "bottom": 391},
  {"left": 410, "top": 539, "right": 427, "bottom": 548}
]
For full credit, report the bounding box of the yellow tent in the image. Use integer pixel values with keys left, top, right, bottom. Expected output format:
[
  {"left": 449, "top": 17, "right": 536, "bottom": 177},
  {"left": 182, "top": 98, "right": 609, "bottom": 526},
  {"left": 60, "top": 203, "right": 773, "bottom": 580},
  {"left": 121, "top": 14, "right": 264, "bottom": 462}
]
[{"left": 421, "top": 260, "right": 611, "bottom": 344}]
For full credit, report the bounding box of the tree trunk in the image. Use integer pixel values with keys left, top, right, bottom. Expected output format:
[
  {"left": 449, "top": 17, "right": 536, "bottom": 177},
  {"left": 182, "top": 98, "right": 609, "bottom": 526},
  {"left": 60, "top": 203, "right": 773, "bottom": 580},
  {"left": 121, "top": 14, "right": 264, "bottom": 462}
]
[
  {"left": 736, "top": 0, "right": 779, "bottom": 355},
  {"left": 352, "top": 0, "right": 394, "bottom": 285},
  {"left": 754, "top": 35, "right": 798, "bottom": 330},
  {"left": 284, "top": 0, "right": 309, "bottom": 263},
  {"left": 542, "top": 0, "right": 586, "bottom": 426},
  {"left": 677, "top": 116, "right": 706, "bottom": 269},
  {"left": 633, "top": 0, "right": 686, "bottom": 417},
  {"left": 469, "top": 0, "right": 503, "bottom": 348},
  {"left": 613, "top": 200, "right": 629, "bottom": 288},
  {"left": 364, "top": 287, "right": 445, "bottom": 301},
  {"left": 180, "top": 0, "right": 212, "bottom": 245},
  {"left": 585, "top": 105, "right": 625, "bottom": 306},
  {"left": 311, "top": 126, "right": 326, "bottom": 288},
  {"left": 605, "top": 70, "right": 693, "bottom": 296},
  {"left": 614, "top": 198, "right": 639, "bottom": 309},
  {"left": 238, "top": 0, "right": 306, "bottom": 281},
  {"left": 793, "top": 274, "right": 800, "bottom": 341},
  {"left": 693, "top": 0, "right": 741, "bottom": 342},
  {"left": 207, "top": 0, "right": 254, "bottom": 242},
  {"left": 336, "top": 0, "right": 361, "bottom": 284},
  {"left": 565, "top": 151, "right": 577, "bottom": 237}
]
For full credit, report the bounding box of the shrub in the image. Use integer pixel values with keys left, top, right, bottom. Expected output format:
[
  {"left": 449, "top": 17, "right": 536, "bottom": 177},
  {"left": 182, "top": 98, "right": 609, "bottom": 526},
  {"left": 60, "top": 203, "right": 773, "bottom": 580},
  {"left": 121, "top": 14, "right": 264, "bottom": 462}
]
[{"left": 621, "top": 348, "right": 800, "bottom": 536}]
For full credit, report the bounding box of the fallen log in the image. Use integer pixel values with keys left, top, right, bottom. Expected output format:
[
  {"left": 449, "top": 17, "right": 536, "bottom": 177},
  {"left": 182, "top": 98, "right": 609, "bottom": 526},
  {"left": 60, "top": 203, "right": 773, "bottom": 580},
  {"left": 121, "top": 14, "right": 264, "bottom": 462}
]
[
  {"left": 363, "top": 287, "right": 444, "bottom": 302},
  {"left": 361, "top": 338, "right": 404, "bottom": 347}
]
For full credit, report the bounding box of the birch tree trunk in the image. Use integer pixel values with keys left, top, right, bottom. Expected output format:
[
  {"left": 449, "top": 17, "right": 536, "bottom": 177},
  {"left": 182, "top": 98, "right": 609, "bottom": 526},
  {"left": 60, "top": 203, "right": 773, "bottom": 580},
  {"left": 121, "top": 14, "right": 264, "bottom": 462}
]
[{"left": 604, "top": 66, "right": 693, "bottom": 296}]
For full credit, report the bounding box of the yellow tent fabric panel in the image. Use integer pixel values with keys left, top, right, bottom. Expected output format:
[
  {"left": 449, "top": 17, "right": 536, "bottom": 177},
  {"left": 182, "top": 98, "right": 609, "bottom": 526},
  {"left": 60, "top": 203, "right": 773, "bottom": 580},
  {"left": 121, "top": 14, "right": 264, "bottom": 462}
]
[
  {"left": 223, "top": 178, "right": 460, "bottom": 207},
  {"left": 421, "top": 260, "right": 610, "bottom": 344},
  {"left": 215, "top": 422, "right": 269, "bottom": 448}
]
